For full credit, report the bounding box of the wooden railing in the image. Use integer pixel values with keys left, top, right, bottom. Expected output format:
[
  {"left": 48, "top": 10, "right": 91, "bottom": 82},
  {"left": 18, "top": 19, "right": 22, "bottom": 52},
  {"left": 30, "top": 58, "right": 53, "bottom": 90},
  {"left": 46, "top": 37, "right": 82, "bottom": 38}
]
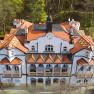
[
  {"left": 77, "top": 72, "right": 93, "bottom": 78},
  {"left": 3, "top": 71, "right": 21, "bottom": 78},
  {"left": 28, "top": 72, "right": 70, "bottom": 77}
]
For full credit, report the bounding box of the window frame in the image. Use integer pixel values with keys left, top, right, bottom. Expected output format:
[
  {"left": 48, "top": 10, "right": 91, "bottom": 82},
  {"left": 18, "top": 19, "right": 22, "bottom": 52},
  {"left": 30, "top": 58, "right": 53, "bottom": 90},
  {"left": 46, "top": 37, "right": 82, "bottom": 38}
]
[{"left": 45, "top": 45, "right": 54, "bottom": 52}]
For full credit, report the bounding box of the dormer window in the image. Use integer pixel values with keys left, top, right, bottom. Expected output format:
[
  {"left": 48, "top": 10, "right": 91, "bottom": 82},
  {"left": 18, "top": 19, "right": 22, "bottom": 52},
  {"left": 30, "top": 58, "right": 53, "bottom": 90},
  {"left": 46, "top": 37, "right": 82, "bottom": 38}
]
[
  {"left": 63, "top": 46, "right": 67, "bottom": 51},
  {"left": 6, "top": 65, "right": 11, "bottom": 71},
  {"left": 31, "top": 46, "right": 35, "bottom": 51},
  {"left": 45, "top": 45, "right": 53, "bottom": 52}
]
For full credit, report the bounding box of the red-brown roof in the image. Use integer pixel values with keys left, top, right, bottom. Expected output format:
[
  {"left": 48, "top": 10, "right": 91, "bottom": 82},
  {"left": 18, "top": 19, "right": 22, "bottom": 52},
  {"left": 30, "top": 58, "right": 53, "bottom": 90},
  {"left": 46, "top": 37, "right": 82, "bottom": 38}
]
[
  {"left": 28, "top": 54, "right": 35, "bottom": 64},
  {"left": 77, "top": 58, "right": 88, "bottom": 65},
  {"left": 63, "top": 55, "right": 72, "bottom": 64},
  {"left": 0, "top": 57, "right": 10, "bottom": 64},
  {"left": 54, "top": 55, "right": 62, "bottom": 64},
  {"left": 36, "top": 54, "right": 44, "bottom": 64},
  {"left": 45, "top": 54, "right": 53, "bottom": 64},
  {"left": 11, "top": 57, "right": 22, "bottom": 65}
]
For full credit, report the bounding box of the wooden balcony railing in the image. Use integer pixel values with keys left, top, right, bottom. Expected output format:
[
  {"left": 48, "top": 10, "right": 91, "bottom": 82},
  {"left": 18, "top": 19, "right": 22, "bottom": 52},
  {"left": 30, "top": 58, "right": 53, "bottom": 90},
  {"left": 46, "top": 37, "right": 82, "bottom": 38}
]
[
  {"left": 77, "top": 72, "right": 93, "bottom": 78},
  {"left": 28, "top": 71, "right": 70, "bottom": 77},
  {"left": 3, "top": 71, "right": 21, "bottom": 78}
]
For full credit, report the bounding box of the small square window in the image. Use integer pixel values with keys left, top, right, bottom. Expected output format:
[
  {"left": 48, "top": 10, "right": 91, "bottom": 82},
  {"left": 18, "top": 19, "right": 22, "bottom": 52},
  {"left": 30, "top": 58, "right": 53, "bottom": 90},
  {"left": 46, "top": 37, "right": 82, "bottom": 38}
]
[{"left": 31, "top": 46, "right": 35, "bottom": 51}]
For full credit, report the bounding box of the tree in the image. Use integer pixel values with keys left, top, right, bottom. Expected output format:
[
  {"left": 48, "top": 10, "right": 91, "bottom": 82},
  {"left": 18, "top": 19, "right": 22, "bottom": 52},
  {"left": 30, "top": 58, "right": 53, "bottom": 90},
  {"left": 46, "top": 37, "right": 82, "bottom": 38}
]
[
  {"left": 23, "top": 0, "right": 47, "bottom": 23},
  {"left": 0, "top": 0, "right": 24, "bottom": 33}
]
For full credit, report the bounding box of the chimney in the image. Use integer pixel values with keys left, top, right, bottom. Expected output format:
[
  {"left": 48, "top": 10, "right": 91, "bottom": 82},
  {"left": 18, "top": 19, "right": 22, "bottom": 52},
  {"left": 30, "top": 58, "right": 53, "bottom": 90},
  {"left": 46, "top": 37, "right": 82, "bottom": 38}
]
[{"left": 46, "top": 15, "right": 53, "bottom": 32}]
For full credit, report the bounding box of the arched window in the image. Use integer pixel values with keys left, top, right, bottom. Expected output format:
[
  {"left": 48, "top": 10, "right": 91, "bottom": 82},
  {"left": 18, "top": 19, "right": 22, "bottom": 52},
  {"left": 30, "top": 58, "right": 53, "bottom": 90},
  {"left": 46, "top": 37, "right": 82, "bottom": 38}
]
[
  {"left": 38, "top": 78, "right": 43, "bottom": 83},
  {"left": 87, "top": 66, "right": 91, "bottom": 71},
  {"left": 45, "top": 78, "right": 51, "bottom": 85},
  {"left": 6, "top": 65, "right": 11, "bottom": 71},
  {"left": 79, "top": 66, "right": 84, "bottom": 71},
  {"left": 30, "top": 64, "right": 36, "bottom": 72},
  {"left": 62, "top": 64, "right": 68, "bottom": 72},
  {"left": 60, "top": 78, "right": 66, "bottom": 85},
  {"left": 45, "top": 45, "right": 53, "bottom": 52},
  {"left": 31, "top": 46, "right": 35, "bottom": 51},
  {"left": 30, "top": 78, "right": 36, "bottom": 85},
  {"left": 53, "top": 78, "right": 59, "bottom": 83},
  {"left": 46, "top": 64, "right": 53, "bottom": 72},
  {"left": 14, "top": 65, "right": 19, "bottom": 72},
  {"left": 37, "top": 64, "right": 44, "bottom": 72},
  {"left": 54, "top": 64, "right": 61, "bottom": 72}
]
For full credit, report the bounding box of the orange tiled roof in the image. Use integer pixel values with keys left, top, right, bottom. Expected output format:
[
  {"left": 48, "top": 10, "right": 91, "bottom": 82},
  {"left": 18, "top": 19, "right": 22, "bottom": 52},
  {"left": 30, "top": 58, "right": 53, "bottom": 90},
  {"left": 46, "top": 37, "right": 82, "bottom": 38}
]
[
  {"left": 9, "top": 36, "right": 28, "bottom": 53},
  {"left": 53, "top": 32, "right": 70, "bottom": 41},
  {"left": 0, "top": 28, "right": 17, "bottom": 49},
  {"left": 27, "top": 30, "right": 46, "bottom": 41},
  {"left": 11, "top": 57, "right": 22, "bottom": 65},
  {"left": 27, "top": 30, "right": 70, "bottom": 41},
  {"left": 89, "top": 59, "right": 94, "bottom": 65},
  {"left": 77, "top": 58, "right": 88, "bottom": 65},
  {"left": 36, "top": 54, "right": 44, "bottom": 64},
  {"left": 63, "top": 55, "right": 71, "bottom": 64},
  {"left": 62, "top": 22, "right": 71, "bottom": 30},
  {"left": 21, "top": 20, "right": 32, "bottom": 28},
  {"left": 0, "top": 57, "right": 10, "bottom": 64},
  {"left": 54, "top": 55, "right": 62, "bottom": 64},
  {"left": 45, "top": 54, "right": 54, "bottom": 64},
  {"left": 28, "top": 54, "right": 35, "bottom": 64}
]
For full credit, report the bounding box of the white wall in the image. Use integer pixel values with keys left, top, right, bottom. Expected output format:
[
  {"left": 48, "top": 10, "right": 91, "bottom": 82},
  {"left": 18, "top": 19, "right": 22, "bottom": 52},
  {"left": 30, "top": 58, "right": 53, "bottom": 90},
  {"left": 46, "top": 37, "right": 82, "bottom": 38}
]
[{"left": 25, "top": 33, "right": 74, "bottom": 53}]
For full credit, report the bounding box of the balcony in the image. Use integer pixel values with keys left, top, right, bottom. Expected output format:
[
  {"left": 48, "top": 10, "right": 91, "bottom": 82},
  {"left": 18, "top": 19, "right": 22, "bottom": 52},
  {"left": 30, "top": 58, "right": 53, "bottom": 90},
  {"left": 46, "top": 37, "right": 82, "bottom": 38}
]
[
  {"left": 3, "top": 71, "right": 21, "bottom": 78},
  {"left": 77, "top": 72, "right": 93, "bottom": 78},
  {"left": 28, "top": 71, "right": 70, "bottom": 77}
]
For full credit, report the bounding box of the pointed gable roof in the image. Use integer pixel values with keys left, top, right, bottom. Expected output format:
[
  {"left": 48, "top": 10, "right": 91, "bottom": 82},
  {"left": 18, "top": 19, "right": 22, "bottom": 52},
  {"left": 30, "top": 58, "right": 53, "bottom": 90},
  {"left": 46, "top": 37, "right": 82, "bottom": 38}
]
[
  {"left": 63, "top": 55, "right": 72, "bottom": 64},
  {"left": 89, "top": 59, "right": 94, "bottom": 65},
  {"left": 36, "top": 54, "right": 44, "bottom": 64},
  {"left": 45, "top": 54, "right": 53, "bottom": 64},
  {"left": 54, "top": 55, "right": 62, "bottom": 64},
  {"left": 9, "top": 36, "right": 28, "bottom": 53},
  {"left": 11, "top": 57, "right": 22, "bottom": 65},
  {"left": 77, "top": 58, "right": 88, "bottom": 65},
  {"left": 28, "top": 54, "right": 35, "bottom": 64},
  {"left": 0, "top": 57, "right": 10, "bottom": 64}
]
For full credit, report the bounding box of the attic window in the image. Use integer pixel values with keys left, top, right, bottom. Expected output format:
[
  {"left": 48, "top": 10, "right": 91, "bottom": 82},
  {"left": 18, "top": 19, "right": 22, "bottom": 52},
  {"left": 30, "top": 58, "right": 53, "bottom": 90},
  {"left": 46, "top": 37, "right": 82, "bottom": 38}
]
[
  {"left": 63, "top": 46, "right": 67, "bottom": 51},
  {"left": 31, "top": 46, "right": 35, "bottom": 51},
  {"left": 45, "top": 45, "right": 53, "bottom": 52}
]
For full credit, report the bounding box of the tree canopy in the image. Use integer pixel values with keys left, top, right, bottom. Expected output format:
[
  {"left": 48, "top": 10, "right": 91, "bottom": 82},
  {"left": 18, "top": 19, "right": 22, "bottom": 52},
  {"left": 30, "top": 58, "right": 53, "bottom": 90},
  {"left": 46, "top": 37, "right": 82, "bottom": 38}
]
[{"left": 0, "top": 0, "right": 94, "bottom": 37}]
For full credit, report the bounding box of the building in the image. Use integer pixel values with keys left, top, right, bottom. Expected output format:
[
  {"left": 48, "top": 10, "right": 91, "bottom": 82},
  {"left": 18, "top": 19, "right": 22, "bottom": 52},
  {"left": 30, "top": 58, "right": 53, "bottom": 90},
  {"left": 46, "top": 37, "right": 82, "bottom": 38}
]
[{"left": 0, "top": 16, "right": 94, "bottom": 87}]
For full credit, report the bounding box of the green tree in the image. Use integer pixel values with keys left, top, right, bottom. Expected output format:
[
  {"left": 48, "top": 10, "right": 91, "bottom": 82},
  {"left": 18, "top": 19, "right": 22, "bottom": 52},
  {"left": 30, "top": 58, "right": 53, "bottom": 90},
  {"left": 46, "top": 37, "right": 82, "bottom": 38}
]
[
  {"left": 23, "top": 0, "right": 47, "bottom": 23},
  {"left": 0, "top": 0, "right": 24, "bottom": 33}
]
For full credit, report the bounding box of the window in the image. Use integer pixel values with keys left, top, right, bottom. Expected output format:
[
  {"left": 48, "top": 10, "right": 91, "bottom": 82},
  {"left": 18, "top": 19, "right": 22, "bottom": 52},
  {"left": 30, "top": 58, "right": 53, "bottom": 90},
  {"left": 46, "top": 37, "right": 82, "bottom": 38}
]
[
  {"left": 14, "top": 65, "right": 19, "bottom": 72},
  {"left": 38, "top": 78, "right": 43, "bottom": 83},
  {"left": 62, "top": 64, "right": 68, "bottom": 72},
  {"left": 6, "top": 65, "right": 11, "bottom": 71},
  {"left": 30, "top": 64, "right": 36, "bottom": 72},
  {"left": 79, "top": 66, "right": 84, "bottom": 71},
  {"left": 45, "top": 45, "right": 53, "bottom": 52},
  {"left": 31, "top": 46, "right": 35, "bottom": 51},
  {"left": 87, "top": 66, "right": 91, "bottom": 71},
  {"left": 53, "top": 78, "right": 59, "bottom": 83},
  {"left": 46, "top": 64, "right": 53, "bottom": 72},
  {"left": 63, "top": 46, "right": 67, "bottom": 51}
]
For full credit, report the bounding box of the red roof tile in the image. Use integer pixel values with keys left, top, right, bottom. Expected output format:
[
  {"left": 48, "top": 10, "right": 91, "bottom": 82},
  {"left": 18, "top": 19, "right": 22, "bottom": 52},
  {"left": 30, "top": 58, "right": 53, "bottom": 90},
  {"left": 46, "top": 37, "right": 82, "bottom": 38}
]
[
  {"left": 0, "top": 57, "right": 10, "bottom": 64},
  {"left": 11, "top": 57, "right": 22, "bottom": 65},
  {"left": 77, "top": 58, "right": 88, "bottom": 65}
]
